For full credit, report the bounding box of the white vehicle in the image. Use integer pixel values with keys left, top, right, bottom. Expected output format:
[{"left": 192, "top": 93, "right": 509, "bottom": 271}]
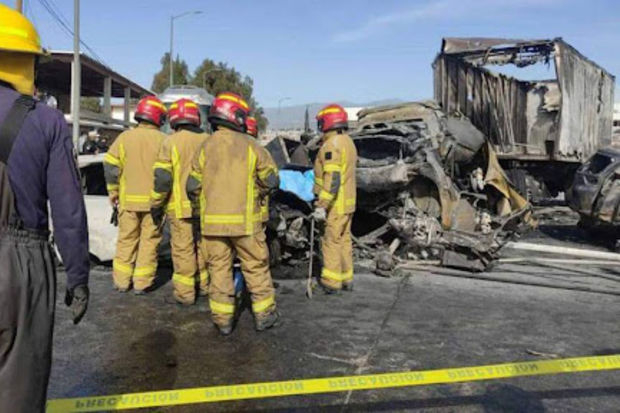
[
  {"left": 76, "top": 154, "right": 172, "bottom": 263},
  {"left": 78, "top": 153, "right": 118, "bottom": 262},
  {"left": 158, "top": 85, "right": 214, "bottom": 133}
]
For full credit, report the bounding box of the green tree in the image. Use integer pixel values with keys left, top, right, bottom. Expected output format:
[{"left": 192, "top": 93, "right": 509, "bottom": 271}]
[
  {"left": 151, "top": 54, "right": 268, "bottom": 131},
  {"left": 150, "top": 53, "right": 190, "bottom": 93},
  {"left": 192, "top": 59, "right": 268, "bottom": 131},
  {"left": 81, "top": 97, "right": 101, "bottom": 113}
]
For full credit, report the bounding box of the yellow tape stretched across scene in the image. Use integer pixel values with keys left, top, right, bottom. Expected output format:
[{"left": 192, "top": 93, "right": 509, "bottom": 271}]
[{"left": 46, "top": 354, "right": 620, "bottom": 412}]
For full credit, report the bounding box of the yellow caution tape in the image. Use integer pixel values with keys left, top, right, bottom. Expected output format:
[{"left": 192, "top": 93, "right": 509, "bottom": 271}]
[{"left": 46, "top": 354, "right": 620, "bottom": 412}]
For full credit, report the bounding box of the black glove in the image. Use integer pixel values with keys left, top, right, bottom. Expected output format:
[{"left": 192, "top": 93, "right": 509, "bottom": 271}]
[
  {"left": 151, "top": 207, "right": 164, "bottom": 229},
  {"left": 110, "top": 205, "right": 119, "bottom": 227},
  {"left": 65, "top": 284, "right": 89, "bottom": 325}
]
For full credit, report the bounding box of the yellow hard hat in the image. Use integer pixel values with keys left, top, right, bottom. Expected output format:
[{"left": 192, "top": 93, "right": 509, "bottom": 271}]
[{"left": 0, "top": 4, "right": 43, "bottom": 55}]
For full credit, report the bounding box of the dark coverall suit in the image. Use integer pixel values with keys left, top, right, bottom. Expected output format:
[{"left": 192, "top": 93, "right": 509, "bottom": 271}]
[{"left": 0, "top": 84, "right": 90, "bottom": 412}]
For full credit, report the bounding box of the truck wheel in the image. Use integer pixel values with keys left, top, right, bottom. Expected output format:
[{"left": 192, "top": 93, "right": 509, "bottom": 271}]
[{"left": 268, "top": 238, "right": 282, "bottom": 267}]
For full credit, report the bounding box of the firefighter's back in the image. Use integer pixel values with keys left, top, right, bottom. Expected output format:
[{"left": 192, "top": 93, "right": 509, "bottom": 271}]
[{"left": 114, "top": 124, "right": 165, "bottom": 211}]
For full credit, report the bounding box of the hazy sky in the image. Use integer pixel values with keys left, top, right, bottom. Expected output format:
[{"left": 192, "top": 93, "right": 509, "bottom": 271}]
[{"left": 5, "top": 0, "right": 620, "bottom": 107}]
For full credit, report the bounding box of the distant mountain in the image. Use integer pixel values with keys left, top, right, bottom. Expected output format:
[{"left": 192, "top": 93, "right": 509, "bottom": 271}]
[{"left": 264, "top": 99, "right": 404, "bottom": 130}]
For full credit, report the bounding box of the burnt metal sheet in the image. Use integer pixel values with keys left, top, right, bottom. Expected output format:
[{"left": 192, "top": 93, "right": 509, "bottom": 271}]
[
  {"left": 434, "top": 38, "right": 615, "bottom": 164},
  {"left": 441, "top": 37, "right": 552, "bottom": 55},
  {"left": 555, "top": 41, "right": 615, "bottom": 159}
]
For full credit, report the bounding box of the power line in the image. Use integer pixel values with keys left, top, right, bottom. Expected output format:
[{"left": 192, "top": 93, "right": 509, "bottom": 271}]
[{"left": 37, "top": 0, "right": 109, "bottom": 67}]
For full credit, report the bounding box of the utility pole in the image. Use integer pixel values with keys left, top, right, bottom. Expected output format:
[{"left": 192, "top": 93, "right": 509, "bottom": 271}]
[
  {"left": 15, "top": 0, "right": 23, "bottom": 12},
  {"left": 71, "top": 0, "right": 80, "bottom": 148},
  {"left": 169, "top": 16, "right": 174, "bottom": 88},
  {"left": 169, "top": 11, "right": 203, "bottom": 87}
]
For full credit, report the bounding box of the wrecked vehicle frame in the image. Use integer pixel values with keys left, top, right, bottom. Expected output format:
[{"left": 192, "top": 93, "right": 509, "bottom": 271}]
[
  {"left": 349, "top": 101, "right": 533, "bottom": 273},
  {"left": 568, "top": 145, "right": 620, "bottom": 251}
]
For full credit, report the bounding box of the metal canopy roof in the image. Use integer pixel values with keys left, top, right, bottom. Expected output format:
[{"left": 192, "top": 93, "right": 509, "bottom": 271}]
[{"left": 37, "top": 51, "right": 153, "bottom": 99}]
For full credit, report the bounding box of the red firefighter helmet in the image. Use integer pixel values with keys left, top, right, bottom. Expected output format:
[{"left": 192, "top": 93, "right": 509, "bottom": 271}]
[
  {"left": 316, "top": 103, "right": 348, "bottom": 133},
  {"left": 134, "top": 96, "right": 167, "bottom": 127},
  {"left": 246, "top": 116, "right": 258, "bottom": 137},
  {"left": 169, "top": 98, "right": 201, "bottom": 129},
  {"left": 208, "top": 92, "right": 250, "bottom": 132}
]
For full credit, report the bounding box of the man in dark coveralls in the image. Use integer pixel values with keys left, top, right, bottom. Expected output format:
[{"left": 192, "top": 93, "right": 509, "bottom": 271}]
[{"left": 0, "top": 5, "right": 90, "bottom": 412}]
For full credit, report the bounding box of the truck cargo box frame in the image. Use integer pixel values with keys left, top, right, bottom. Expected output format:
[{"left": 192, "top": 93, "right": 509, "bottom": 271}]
[{"left": 433, "top": 37, "right": 615, "bottom": 164}]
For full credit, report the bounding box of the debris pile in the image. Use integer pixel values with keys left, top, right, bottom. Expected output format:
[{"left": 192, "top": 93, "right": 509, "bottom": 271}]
[
  {"left": 265, "top": 101, "right": 535, "bottom": 275},
  {"left": 350, "top": 101, "right": 534, "bottom": 273}
]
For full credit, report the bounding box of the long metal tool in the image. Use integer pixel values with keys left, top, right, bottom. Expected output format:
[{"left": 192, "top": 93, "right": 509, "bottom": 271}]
[{"left": 306, "top": 217, "right": 315, "bottom": 299}]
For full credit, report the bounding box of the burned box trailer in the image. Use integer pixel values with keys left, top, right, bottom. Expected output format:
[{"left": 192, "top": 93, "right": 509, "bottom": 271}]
[{"left": 433, "top": 37, "right": 615, "bottom": 198}]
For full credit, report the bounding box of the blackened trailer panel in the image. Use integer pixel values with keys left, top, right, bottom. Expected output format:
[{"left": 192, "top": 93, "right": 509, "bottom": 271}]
[
  {"left": 433, "top": 55, "right": 531, "bottom": 156},
  {"left": 555, "top": 41, "right": 615, "bottom": 160},
  {"left": 434, "top": 38, "right": 615, "bottom": 163}
]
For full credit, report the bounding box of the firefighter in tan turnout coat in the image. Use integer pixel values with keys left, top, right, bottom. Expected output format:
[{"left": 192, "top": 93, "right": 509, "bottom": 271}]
[
  {"left": 104, "top": 96, "right": 167, "bottom": 294},
  {"left": 186, "top": 92, "right": 280, "bottom": 335},
  {"left": 312, "top": 104, "right": 358, "bottom": 293},
  {"left": 150, "top": 98, "right": 209, "bottom": 305}
]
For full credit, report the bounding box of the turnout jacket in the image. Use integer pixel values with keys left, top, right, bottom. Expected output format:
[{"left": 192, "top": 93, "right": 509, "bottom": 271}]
[
  {"left": 150, "top": 127, "right": 208, "bottom": 219},
  {"left": 104, "top": 123, "right": 166, "bottom": 212},
  {"left": 313, "top": 130, "right": 357, "bottom": 214},
  {"left": 186, "top": 126, "right": 279, "bottom": 237}
]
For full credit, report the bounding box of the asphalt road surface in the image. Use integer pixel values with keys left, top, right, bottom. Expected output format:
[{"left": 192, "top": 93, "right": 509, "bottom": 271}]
[
  {"left": 49, "top": 275, "right": 619, "bottom": 411},
  {"left": 48, "top": 208, "right": 620, "bottom": 412}
]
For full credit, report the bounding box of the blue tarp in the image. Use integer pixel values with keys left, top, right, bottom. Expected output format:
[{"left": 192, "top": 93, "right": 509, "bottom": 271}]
[{"left": 278, "top": 169, "right": 315, "bottom": 202}]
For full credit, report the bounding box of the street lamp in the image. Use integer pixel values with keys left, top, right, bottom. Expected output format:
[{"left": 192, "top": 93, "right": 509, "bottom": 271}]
[
  {"left": 278, "top": 97, "right": 291, "bottom": 114},
  {"left": 202, "top": 68, "right": 224, "bottom": 91},
  {"left": 169, "top": 10, "right": 203, "bottom": 87}
]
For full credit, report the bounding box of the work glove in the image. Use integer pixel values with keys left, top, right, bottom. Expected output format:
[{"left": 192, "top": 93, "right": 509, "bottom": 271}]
[
  {"left": 110, "top": 205, "right": 119, "bottom": 227},
  {"left": 151, "top": 207, "right": 165, "bottom": 229},
  {"left": 311, "top": 207, "right": 327, "bottom": 222},
  {"left": 65, "top": 284, "right": 89, "bottom": 325}
]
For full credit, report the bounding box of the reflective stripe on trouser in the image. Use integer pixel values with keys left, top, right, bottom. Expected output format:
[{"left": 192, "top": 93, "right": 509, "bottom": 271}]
[
  {"left": 113, "top": 210, "right": 162, "bottom": 291},
  {"left": 203, "top": 231, "right": 276, "bottom": 327},
  {"left": 169, "top": 216, "right": 208, "bottom": 304},
  {"left": 320, "top": 212, "right": 354, "bottom": 290},
  {"left": 0, "top": 229, "right": 55, "bottom": 413}
]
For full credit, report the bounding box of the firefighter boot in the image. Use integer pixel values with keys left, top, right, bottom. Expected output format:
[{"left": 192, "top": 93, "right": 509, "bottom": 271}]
[{"left": 255, "top": 310, "right": 281, "bottom": 332}]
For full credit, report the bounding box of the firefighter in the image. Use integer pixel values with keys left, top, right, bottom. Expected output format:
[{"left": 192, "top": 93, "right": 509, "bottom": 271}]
[
  {"left": 0, "top": 5, "right": 89, "bottom": 411},
  {"left": 245, "top": 115, "right": 270, "bottom": 225},
  {"left": 187, "top": 92, "right": 280, "bottom": 335},
  {"left": 312, "top": 104, "right": 358, "bottom": 293},
  {"left": 104, "top": 96, "right": 167, "bottom": 294},
  {"left": 150, "top": 99, "right": 208, "bottom": 305},
  {"left": 246, "top": 115, "right": 258, "bottom": 138}
]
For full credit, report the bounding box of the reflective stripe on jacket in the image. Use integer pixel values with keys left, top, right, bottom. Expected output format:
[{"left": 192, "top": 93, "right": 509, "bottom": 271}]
[
  {"left": 186, "top": 127, "right": 279, "bottom": 237},
  {"left": 104, "top": 123, "right": 166, "bottom": 212},
  {"left": 150, "top": 129, "right": 208, "bottom": 218},
  {"left": 313, "top": 131, "right": 357, "bottom": 214}
]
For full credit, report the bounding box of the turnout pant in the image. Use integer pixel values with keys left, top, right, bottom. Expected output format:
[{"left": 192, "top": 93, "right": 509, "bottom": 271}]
[
  {"left": 320, "top": 212, "right": 354, "bottom": 290},
  {"left": 113, "top": 210, "right": 162, "bottom": 291},
  {"left": 0, "top": 229, "right": 56, "bottom": 413},
  {"left": 204, "top": 231, "right": 276, "bottom": 327},
  {"left": 169, "top": 216, "right": 208, "bottom": 304}
]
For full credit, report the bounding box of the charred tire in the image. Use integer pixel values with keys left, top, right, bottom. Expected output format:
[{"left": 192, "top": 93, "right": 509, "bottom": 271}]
[{"left": 268, "top": 238, "right": 282, "bottom": 268}]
